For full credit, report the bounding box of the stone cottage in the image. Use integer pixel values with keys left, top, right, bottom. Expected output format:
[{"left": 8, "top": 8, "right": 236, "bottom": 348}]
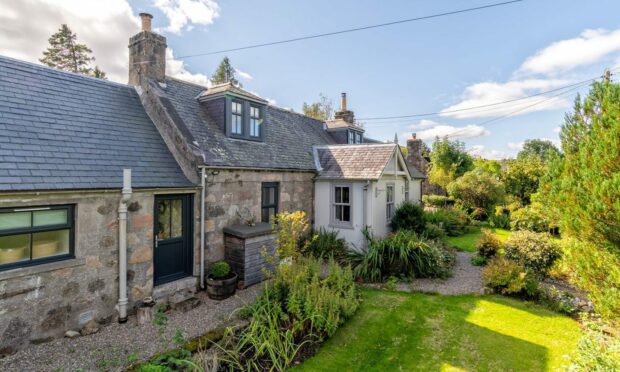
[{"left": 0, "top": 12, "right": 425, "bottom": 354}]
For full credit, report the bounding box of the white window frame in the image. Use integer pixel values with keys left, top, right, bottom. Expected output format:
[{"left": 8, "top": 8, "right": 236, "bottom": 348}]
[
  {"left": 386, "top": 183, "right": 395, "bottom": 222},
  {"left": 330, "top": 184, "right": 353, "bottom": 229}
]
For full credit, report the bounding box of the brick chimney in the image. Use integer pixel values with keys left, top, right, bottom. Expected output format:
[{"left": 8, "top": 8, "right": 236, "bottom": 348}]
[
  {"left": 334, "top": 92, "right": 355, "bottom": 124},
  {"left": 128, "top": 13, "right": 167, "bottom": 86}
]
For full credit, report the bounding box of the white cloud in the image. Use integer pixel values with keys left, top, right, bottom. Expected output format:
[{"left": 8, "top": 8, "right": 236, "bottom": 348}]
[
  {"left": 553, "top": 126, "right": 562, "bottom": 133},
  {"left": 468, "top": 145, "right": 508, "bottom": 160},
  {"left": 440, "top": 79, "right": 570, "bottom": 119},
  {"left": 411, "top": 119, "right": 442, "bottom": 129},
  {"left": 415, "top": 124, "right": 489, "bottom": 141},
  {"left": 0, "top": 0, "right": 212, "bottom": 85},
  {"left": 154, "top": 0, "right": 219, "bottom": 34},
  {"left": 507, "top": 142, "right": 524, "bottom": 150},
  {"left": 235, "top": 68, "right": 253, "bottom": 80},
  {"left": 518, "top": 29, "right": 620, "bottom": 76},
  {"left": 166, "top": 49, "right": 210, "bottom": 86}
]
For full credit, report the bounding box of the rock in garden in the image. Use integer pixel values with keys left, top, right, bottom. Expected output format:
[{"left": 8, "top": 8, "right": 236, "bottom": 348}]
[
  {"left": 64, "top": 330, "right": 80, "bottom": 338},
  {"left": 80, "top": 320, "right": 100, "bottom": 336}
]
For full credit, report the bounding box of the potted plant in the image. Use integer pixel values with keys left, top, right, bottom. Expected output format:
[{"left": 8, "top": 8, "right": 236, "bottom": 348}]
[{"left": 206, "top": 261, "right": 238, "bottom": 300}]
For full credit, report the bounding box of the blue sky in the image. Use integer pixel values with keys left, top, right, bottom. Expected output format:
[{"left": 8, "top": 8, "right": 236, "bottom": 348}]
[{"left": 2, "top": 0, "right": 619, "bottom": 158}]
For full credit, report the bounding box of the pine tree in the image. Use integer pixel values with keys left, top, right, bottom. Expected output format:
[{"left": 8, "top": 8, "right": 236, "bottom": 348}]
[
  {"left": 211, "top": 56, "right": 241, "bottom": 87},
  {"left": 39, "top": 24, "right": 106, "bottom": 79}
]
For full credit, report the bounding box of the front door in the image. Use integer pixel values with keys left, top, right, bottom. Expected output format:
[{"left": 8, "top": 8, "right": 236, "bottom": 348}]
[{"left": 154, "top": 194, "right": 193, "bottom": 286}]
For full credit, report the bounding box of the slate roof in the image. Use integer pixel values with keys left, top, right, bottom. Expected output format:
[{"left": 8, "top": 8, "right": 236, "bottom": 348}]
[
  {"left": 0, "top": 56, "right": 194, "bottom": 191},
  {"left": 407, "top": 164, "right": 426, "bottom": 179},
  {"left": 163, "top": 78, "right": 337, "bottom": 170},
  {"left": 197, "top": 81, "right": 266, "bottom": 103},
  {"left": 314, "top": 144, "right": 401, "bottom": 180}
]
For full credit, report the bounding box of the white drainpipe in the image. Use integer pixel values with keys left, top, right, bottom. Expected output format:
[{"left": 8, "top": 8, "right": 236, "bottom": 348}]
[
  {"left": 200, "top": 168, "right": 207, "bottom": 289},
  {"left": 118, "top": 169, "right": 132, "bottom": 323}
]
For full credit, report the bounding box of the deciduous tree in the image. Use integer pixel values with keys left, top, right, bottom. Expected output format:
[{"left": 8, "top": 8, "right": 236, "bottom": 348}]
[{"left": 302, "top": 93, "right": 334, "bottom": 121}]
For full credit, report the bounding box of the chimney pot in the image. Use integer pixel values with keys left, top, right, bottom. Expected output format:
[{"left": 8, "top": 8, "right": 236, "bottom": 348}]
[
  {"left": 412, "top": 132, "right": 417, "bottom": 140},
  {"left": 341, "top": 93, "right": 347, "bottom": 111},
  {"left": 139, "top": 12, "right": 153, "bottom": 32}
]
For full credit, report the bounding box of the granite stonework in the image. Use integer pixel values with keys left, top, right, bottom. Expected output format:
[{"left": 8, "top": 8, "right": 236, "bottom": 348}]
[
  {"left": 406, "top": 136, "right": 444, "bottom": 196},
  {"left": 203, "top": 169, "right": 315, "bottom": 263},
  {"left": 0, "top": 189, "right": 199, "bottom": 356}
]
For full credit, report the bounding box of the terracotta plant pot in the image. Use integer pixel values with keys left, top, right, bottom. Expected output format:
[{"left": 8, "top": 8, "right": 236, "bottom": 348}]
[{"left": 206, "top": 273, "right": 238, "bottom": 300}]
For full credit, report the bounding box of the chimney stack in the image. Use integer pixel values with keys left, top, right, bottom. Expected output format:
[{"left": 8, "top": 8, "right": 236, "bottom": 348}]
[
  {"left": 140, "top": 12, "right": 153, "bottom": 32},
  {"left": 412, "top": 133, "right": 416, "bottom": 140},
  {"left": 128, "top": 13, "right": 167, "bottom": 86},
  {"left": 334, "top": 92, "right": 355, "bottom": 125}
]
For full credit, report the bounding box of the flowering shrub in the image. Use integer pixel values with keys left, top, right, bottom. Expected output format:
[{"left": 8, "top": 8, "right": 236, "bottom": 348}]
[
  {"left": 273, "top": 210, "right": 311, "bottom": 260},
  {"left": 475, "top": 229, "right": 502, "bottom": 259},
  {"left": 504, "top": 231, "right": 561, "bottom": 276},
  {"left": 482, "top": 257, "right": 538, "bottom": 296}
]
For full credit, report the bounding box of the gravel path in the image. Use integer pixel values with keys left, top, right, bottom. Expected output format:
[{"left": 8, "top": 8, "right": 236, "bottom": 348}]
[
  {"left": 0, "top": 286, "right": 261, "bottom": 372},
  {"left": 410, "top": 251, "right": 484, "bottom": 295}
]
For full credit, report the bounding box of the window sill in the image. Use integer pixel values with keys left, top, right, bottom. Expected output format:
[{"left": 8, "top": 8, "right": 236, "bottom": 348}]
[
  {"left": 329, "top": 223, "right": 354, "bottom": 230},
  {"left": 0, "top": 257, "right": 85, "bottom": 281}
]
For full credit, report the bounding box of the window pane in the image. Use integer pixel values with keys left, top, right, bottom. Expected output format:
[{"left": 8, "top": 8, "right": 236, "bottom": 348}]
[
  {"left": 170, "top": 199, "right": 183, "bottom": 238},
  {"left": 33, "top": 209, "right": 67, "bottom": 227},
  {"left": 0, "top": 234, "right": 30, "bottom": 265},
  {"left": 342, "top": 187, "right": 349, "bottom": 203},
  {"left": 157, "top": 200, "right": 171, "bottom": 240},
  {"left": 33, "top": 229, "right": 69, "bottom": 259},
  {"left": 0, "top": 211, "right": 31, "bottom": 231},
  {"left": 335, "top": 205, "right": 342, "bottom": 221},
  {"left": 269, "top": 187, "right": 275, "bottom": 204},
  {"left": 232, "top": 102, "right": 242, "bottom": 114},
  {"left": 343, "top": 205, "right": 350, "bottom": 222}
]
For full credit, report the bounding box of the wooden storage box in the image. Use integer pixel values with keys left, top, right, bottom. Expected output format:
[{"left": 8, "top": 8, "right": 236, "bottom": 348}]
[{"left": 224, "top": 223, "right": 277, "bottom": 288}]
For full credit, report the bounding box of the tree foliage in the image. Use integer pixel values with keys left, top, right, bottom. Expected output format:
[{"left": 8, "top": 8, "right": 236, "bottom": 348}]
[
  {"left": 211, "top": 56, "right": 241, "bottom": 87},
  {"left": 473, "top": 158, "right": 502, "bottom": 177},
  {"left": 541, "top": 81, "right": 620, "bottom": 253},
  {"left": 39, "top": 24, "right": 106, "bottom": 79},
  {"left": 517, "top": 139, "right": 561, "bottom": 162},
  {"left": 446, "top": 170, "right": 505, "bottom": 213},
  {"left": 503, "top": 157, "right": 546, "bottom": 204},
  {"left": 302, "top": 93, "right": 334, "bottom": 121},
  {"left": 428, "top": 136, "right": 473, "bottom": 189}
]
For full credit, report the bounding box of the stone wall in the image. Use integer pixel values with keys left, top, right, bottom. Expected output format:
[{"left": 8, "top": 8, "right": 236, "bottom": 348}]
[
  {"left": 203, "top": 169, "right": 315, "bottom": 262},
  {"left": 405, "top": 136, "right": 444, "bottom": 196},
  {"left": 0, "top": 188, "right": 198, "bottom": 355}
]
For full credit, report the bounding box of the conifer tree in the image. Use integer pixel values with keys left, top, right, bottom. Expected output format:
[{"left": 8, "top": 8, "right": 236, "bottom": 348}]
[
  {"left": 211, "top": 56, "right": 241, "bottom": 87},
  {"left": 39, "top": 24, "right": 106, "bottom": 79}
]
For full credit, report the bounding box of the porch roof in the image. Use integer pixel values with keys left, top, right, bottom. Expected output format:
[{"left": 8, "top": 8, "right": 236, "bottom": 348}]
[{"left": 313, "top": 144, "right": 400, "bottom": 180}]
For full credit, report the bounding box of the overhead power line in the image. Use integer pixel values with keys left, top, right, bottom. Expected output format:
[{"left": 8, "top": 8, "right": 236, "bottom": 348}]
[{"left": 174, "top": 0, "right": 523, "bottom": 59}]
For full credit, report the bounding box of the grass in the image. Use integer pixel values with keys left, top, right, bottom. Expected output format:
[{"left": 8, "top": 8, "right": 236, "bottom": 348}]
[
  {"left": 295, "top": 289, "right": 582, "bottom": 371},
  {"left": 445, "top": 227, "right": 511, "bottom": 252}
]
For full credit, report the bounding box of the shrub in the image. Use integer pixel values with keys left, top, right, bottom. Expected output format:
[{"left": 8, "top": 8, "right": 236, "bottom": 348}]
[
  {"left": 482, "top": 257, "right": 538, "bottom": 296},
  {"left": 510, "top": 202, "right": 553, "bottom": 232},
  {"left": 475, "top": 229, "right": 502, "bottom": 259},
  {"left": 446, "top": 170, "right": 505, "bottom": 213},
  {"left": 209, "top": 261, "right": 231, "bottom": 279},
  {"left": 390, "top": 202, "right": 426, "bottom": 233},
  {"left": 561, "top": 238, "right": 620, "bottom": 322},
  {"left": 568, "top": 316, "right": 620, "bottom": 371},
  {"left": 217, "top": 257, "right": 359, "bottom": 371},
  {"left": 304, "top": 228, "right": 348, "bottom": 261},
  {"left": 348, "top": 230, "right": 454, "bottom": 282},
  {"left": 504, "top": 231, "right": 561, "bottom": 276},
  {"left": 425, "top": 208, "right": 471, "bottom": 236},
  {"left": 470, "top": 254, "right": 487, "bottom": 266},
  {"left": 469, "top": 207, "right": 488, "bottom": 221},
  {"left": 422, "top": 194, "right": 450, "bottom": 207},
  {"left": 538, "top": 286, "right": 578, "bottom": 315},
  {"left": 422, "top": 223, "right": 446, "bottom": 240},
  {"left": 273, "top": 211, "right": 311, "bottom": 259},
  {"left": 489, "top": 211, "right": 511, "bottom": 229}
]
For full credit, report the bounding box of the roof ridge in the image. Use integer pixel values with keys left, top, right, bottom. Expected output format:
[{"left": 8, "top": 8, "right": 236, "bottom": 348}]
[
  {"left": 0, "top": 54, "right": 131, "bottom": 89},
  {"left": 166, "top": 76, "right": 210, "bottom": 90}
]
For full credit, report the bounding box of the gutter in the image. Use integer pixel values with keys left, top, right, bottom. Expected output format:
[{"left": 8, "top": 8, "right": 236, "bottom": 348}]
[{"left": 117, "top": 169, "right": 132, "bottom": 323}]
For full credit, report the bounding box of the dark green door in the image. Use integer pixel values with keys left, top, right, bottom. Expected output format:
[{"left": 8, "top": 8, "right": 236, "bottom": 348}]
[{"left": 154, "top": 194, "right": 193, "bottom": 286}]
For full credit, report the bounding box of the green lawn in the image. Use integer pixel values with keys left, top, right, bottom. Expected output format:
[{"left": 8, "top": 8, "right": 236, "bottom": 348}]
[
  {"left": 445, "top": 227, "right": 511, "bottom": 252},
  {"left": 296, "top": 289, "right": 581, "bottom": 371}
]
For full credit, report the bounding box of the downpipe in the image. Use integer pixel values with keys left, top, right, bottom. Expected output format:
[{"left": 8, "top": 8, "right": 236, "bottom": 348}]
[
  {"left": 118, "top": 169, "right": 132, "bottom": 323},
  {"left": 200, "top": 168, "right": 207, "bottom": 289}
]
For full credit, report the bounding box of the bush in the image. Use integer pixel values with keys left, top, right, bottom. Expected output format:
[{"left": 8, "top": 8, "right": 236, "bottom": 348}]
[
  {"left": 390, "top": 202, "right": 426, "bottom": 233},
  {"left": 504, "top": 231, "right": 561, "bottom": 276},
  {"left": 304, "top": 228, "right": 348, "bottom": 261},
  {"left": 568, "top": 316, "right": 620, "bottom": 371},
  {"left": 471, "top": 254, "right": 487, "bottom": 266},
  {"left": 422, "top": 194, "right": 451, "bottom": 207},
  {"left": 446, "top": 170, "right": 505, "bottom": 213},
  {"left": 209, "top": 261, "right": 231, "bottom": 279},
  {"left": 509, "top": 202, "right": 554, "bottom": 232},
  {"left": 422, "top": 223, "right": 446, "bottom": 240},
  {"left": 489, "top": 211, "right": 511, "bottom": 229},
  {"left": 476, "top": 229, "right": 502, "bottom": 258},
  {"left": 217, "top": 258, "right": 359, "bottom": 371},
  {"left": 348, "top": 230, "right": 454, "bottom": 282},
  {"left": 425, "top": 208, "right": 471, "bottom": 236},
  {"left": 482, "top": 257, "right": 538, "bottom": 296},
  {"left": 562, "top": 238, "right": 620, "bottom": 322}
]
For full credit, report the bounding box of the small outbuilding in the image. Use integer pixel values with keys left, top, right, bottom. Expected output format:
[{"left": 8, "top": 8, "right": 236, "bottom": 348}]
[{"left": 313, "top": 143, "right": 423, "bottom": 250}]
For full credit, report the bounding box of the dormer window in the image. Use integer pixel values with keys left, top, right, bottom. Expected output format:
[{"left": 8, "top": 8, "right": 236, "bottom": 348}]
[
  {"left": 348, "top": 130, "right": 363, "bottom": 144},
  {"left": 250, "top": 105, "right": 262, "bottom": 138},
  {"left": 231, "top": 101, "right": 243, "bottom": 135}
]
